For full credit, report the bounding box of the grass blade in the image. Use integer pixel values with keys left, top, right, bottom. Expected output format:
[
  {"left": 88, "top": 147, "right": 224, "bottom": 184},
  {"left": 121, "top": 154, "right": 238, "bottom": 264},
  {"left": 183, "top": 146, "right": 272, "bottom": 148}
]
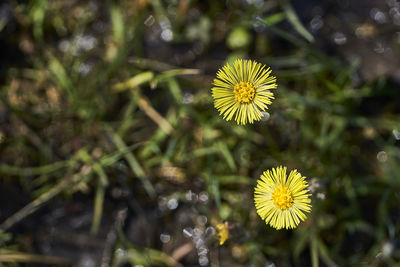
[
  {"left": 0, "top": 165, "right": 92, "bottom": 230},
  {"left": 282, "top": 0, "right": 314, "bottom": 42},
  {"left": 91, "top": 163, "right": 109, "bottom": 234},
  {"left": 109, "top": 130, "right": 156, "bottom": 198}
]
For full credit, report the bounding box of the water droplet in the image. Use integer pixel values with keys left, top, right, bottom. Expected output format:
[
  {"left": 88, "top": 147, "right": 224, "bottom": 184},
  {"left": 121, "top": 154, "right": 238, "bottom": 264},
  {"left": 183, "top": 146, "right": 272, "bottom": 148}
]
[
  {"left": 197, "top": 215, "right": 208, "bottom": 225},
  {"left": 158, "top": 196, "right": 167, "bottom": 210},
  {"left": 79, "top": 63, "right": 92, "bottom": 76},
  {"left": 185, "top": 190, "right": 193, "bottom": 200},
  {"left": 144, "top": 15, "right": 155, "bottom": 27},
  {"left": 310, "top": 15, "right": 324, "bottom": 32},
  {"left": 183, "top": 92, "right": 194, "bottom": 104},
  {"left": 387, "top": 0, "right": 400, "bottom": 8},
  {"left": 186, "top": 190, "right": 198, "bottom": 202},
  {"left": 160, "top": 233, "right": 171, "bottom": 243},
  {"left": 309, "top": 178, "right": 321, "bottom": 193},
  {"left": 183, "top": 227, "right": 193, "bottom": 238},
  {"left": 261, "top": 111, "right": 270, "bottom": 121},
  {"left": 167, "top": 198, "right": 178, "bottom": 210},
  {"left": 316, "top": 193, "right": 326, "bottom": 200},
  {"left": 195, "top": 238, "right": 204, "bottom": 248},
  {"left": 389, "top": 7, "right": 400, "bottom": 17},
  {"left": 205, "top": 226, "right": 215, "bottom": 236},
  {"left": 165, "top": 4, "right": 176, "bottom": 15},
  {"left": 199, "top": 192, "right": 208, "bottom": 203},
  {"left": 198, "top": 246, "right": 208, "bottom": 256},
  {"left": 193, "top": 227, "right": 203, "bottom": 237},
  {"left": 333, "top": 32, "right": 347, "bottom": 45},
  {"left": 392, "top": 10, "right": 400, "bottom": 25},
  {"left": 115, "top": 248, "right": 126, "bottom": 256},
  {"left": 377, "top": 151, "right": 388, "bottom": 162},
  {"left": 161, "top": 29, "right": 173, "bottom": 42},
  {"left": 58, "top": 39, "right": 70, "bottom": 52},
  {"left": 76, "top": 35, "right": 97, "bottom": 51},
  {"left": 159, "top": 19, "right": 171, "bottom": 29},
  {"left": 373, "top": 41, "right": 385, "bottom": 53},
  {"left": 252, "top": 18, "right": 265, "bottom": 33},
  {"left": 199, "top": 255, "right": 209, "bottom": 266},
  {"left": 370, "top": 8, "right": 389, "bottom": 24},
  {"left": 392, "top": 129, "right": 400, "bottom": 140}
]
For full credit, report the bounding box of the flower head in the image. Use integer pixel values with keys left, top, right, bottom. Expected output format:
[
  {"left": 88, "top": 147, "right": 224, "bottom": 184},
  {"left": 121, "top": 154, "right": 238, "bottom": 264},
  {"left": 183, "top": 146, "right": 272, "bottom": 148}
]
[
  {"left": 254, "top": 166, "right": 311, "bottom": 230},
  {"left": 216, "top": 222, "right": 229, "bottom": 245},
  {"left": 212, "top": 59, "right": 277, "bottom": 125}
]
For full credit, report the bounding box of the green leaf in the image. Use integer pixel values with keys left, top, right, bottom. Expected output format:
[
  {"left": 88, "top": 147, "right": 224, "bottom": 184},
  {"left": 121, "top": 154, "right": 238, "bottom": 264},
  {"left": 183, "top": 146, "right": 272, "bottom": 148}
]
[
  {"left": 112, "top": 71, "right": 154, "bottom": 92},
  {"left": 111, "top": 5, "right": 125, "bottom": 45},
  {"left": 48, "top": 56, "right": 74, "bottom": 100},
  {"left": 282, "top": 0, "right": 314, "bottom": 42},
  {"left": 217, "top": 142, "right": 237, "bottom": 171}
]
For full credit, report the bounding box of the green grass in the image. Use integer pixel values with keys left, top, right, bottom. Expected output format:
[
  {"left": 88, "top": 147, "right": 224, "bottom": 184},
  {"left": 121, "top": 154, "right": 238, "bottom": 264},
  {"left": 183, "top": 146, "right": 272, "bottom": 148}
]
[{"left": 0, "top": 0, "right": 399, "bottom": 266}]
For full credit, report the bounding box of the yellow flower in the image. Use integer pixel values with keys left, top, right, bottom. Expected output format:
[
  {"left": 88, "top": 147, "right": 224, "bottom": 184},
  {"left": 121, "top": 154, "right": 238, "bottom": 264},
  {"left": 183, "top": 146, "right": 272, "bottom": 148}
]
[
  {"left": 254, "top": 166, "right": 311, "bottom": 230},
  {"left": 216, "top": 222, "right": 229, "bottom": 245},
  {"left": 212, "top": 59, "right": 277, "bottom": 125}
]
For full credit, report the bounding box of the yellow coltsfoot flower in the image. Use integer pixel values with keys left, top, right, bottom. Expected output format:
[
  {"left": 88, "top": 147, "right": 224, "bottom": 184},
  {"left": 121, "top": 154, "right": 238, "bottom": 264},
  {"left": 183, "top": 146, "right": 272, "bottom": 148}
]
[
  {"left": 254, "top": 166, "right": 312, "bottom": 230},
  {"left": 212, "top": 59, "right": 277, "bottom": 125},
  {"left": 216, "top": 222, "right": 229, "bottom": 245}
]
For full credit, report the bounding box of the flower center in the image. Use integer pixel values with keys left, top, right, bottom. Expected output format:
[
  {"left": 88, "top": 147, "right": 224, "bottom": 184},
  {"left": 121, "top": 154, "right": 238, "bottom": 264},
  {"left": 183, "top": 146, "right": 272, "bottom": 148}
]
[
  {"left": 233, "top": 81, "right": 256, "bottom": 104},
  {"left": 271, "top": 185, "right": 294, "bottom": 210}
]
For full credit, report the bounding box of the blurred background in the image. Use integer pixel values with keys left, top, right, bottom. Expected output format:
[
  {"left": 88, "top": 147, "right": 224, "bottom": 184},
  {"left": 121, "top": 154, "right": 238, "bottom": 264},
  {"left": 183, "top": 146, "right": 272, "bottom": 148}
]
[{"left": 0, "top": 0, "right": 400, "bottom": 266}]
